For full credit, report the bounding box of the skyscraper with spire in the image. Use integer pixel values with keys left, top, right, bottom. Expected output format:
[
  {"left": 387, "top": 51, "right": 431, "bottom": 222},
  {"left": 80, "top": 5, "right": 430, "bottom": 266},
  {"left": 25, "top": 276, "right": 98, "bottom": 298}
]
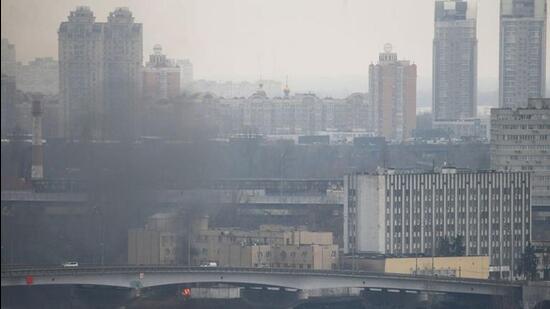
[
  {"left": 432, "top": 0, "right": 477, "bottom": 121},
  {"left": 499, "top": 0, "right": 547, "bottom": 108}
]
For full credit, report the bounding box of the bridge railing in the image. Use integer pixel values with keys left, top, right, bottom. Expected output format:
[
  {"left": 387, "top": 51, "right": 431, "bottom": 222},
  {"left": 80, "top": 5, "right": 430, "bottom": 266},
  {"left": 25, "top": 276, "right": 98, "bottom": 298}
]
[{"left": 0, "top": 265, "right": 523, "bottom": 286}]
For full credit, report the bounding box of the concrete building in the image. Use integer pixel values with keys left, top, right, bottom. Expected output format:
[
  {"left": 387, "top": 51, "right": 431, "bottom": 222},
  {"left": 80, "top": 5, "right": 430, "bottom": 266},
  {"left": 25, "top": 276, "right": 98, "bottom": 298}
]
[
  {"left": 102, "top": 7, "right": 142, "bottom": 140},
  {"left": 1, "top": 38, "right": 16, "bottom": 77},
  {"left": 432, "top": 118, "right": 489, "bottom": 140},
  {"left": 385, "top": 255, "right": 489, "bottom": 279},
  {"left": 128, "top": 213, "right": 338, "bottom": 269},
  {"left": 490, "top": 98, "right": 550, "bottom": 239},
  {"left": 369, "top": 44, "right": 416, "bottom": 142},
  {"left": 7, "top": 93, "right": 63, "bottom": 139},
  {"left": 499, "top": 0, "right": 547, "bottom": 108},
  {"left": 143, "top": 45, "right": 180, "bottom": 101},
  {"left": 192, "top": 222, "right": 338, "bottom": 270},
  {"left": 58, "top": 7, "right": 104, "bottom": 140},
  {"left": 433, "top": 0, "right": 477, "bottom": 120},
  {"left": 58, "top": 6, "right": 142, "bottom": 140},
  {"left": 344, "top": 168, "right": 531, "bottom": 278},
  {"left": 1, "top": 38, "right": 17, "bottom": 138},
  {"left": 217, "top": 91, "right": 370, "bottom": 136},
  {"left": 16, "top": 58, "right": 59, "bottom": 95},
  {"left": 193, "top": 80, "right": 283, "bottom": 99},
  {"left": 128, "top": 213, "right": 183, "bottom": 265},
  {"left": 128, "top": 229, "right": 162, "bottom": 264},
  {"left": 176, "top": 59, "right": 193, "bottom": 91},
  {"left": 1, "top": 75, "right": 17, "bottom": 138},
  {"left": 340, "top": 255, "right": 490, "bottom": 279}
]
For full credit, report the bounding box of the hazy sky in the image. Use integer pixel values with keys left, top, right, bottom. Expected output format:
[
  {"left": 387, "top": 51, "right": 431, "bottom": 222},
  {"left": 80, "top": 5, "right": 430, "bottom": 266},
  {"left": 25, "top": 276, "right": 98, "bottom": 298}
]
[{"left": 2, "top": 0, "right": 549, "bottom": 97}]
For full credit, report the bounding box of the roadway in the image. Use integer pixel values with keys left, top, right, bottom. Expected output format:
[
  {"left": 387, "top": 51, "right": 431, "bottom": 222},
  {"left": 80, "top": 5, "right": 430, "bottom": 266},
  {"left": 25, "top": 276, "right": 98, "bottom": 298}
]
[{"left": 1, "top": 265, "right": 521, "bottom": 297}]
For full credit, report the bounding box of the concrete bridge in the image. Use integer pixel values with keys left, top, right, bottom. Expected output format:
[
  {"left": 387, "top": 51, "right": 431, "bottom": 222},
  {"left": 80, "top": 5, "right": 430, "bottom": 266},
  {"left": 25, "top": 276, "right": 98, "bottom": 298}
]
[
  {"left": 0, "top": 265, "right": 520, "bottom": 294},
  {"left": 2, "top": 266, "right": 547, "bottom": 308}
]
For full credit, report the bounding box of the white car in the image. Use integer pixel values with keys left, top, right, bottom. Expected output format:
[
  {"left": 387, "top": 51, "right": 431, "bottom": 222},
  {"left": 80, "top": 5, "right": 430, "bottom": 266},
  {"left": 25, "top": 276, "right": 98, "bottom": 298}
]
[
  {"left": 200, "top": 262, "right": 217, "bottom": 267},
  {"left": 62, "top": 261, "right": 79, "bottom": 267}
]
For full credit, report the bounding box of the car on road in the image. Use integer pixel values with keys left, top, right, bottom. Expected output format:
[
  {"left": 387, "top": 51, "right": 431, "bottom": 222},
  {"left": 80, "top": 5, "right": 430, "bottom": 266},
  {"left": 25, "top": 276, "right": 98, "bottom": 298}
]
[
  {"left": 200, "top": 262, "right": 217, "bottom": 267},
  {"left": 62, "top": 261, "right": 79, "bottom": 267}
]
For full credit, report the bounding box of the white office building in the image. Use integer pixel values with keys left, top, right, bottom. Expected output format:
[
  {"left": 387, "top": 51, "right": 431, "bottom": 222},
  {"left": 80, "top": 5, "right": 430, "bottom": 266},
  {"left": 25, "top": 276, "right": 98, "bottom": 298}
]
[{"left": 344, "top": 168, "right": 531, "bottom": 275}]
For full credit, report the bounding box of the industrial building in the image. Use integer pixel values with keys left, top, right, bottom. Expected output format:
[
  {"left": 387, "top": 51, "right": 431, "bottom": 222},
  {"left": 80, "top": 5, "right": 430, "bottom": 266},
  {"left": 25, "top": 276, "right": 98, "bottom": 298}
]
[
  {"left": 192, "top": 221, "right": 338, "bottom": 270},
  {"left": 128, "top": 214, "right": 339, "bottom": 270},
  {"left": 341, "top": 255, "right": 490, "bottom": 279}
]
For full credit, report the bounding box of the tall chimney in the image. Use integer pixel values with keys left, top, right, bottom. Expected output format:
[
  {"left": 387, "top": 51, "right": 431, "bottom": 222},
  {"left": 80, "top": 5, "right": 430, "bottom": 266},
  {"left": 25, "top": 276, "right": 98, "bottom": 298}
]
[{"left": 31, "top": 99, "right": 44, "bottom": 180}]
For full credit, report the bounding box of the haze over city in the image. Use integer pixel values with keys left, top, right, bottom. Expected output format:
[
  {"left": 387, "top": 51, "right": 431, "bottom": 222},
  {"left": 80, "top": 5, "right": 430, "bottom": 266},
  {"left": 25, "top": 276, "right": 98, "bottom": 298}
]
[
  {"left": 2, "top": 0, "right": 548, "bottom": 99},
  {"left": 1, "top": 0, "right": 549, "bottom": 308}
]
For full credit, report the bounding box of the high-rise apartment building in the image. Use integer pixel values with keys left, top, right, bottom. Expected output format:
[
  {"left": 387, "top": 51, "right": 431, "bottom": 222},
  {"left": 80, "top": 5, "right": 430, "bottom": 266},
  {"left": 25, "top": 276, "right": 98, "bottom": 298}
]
[
  {"left": 344, "top": 168, "right": 531, "bottom": 277},
  {"left": 1, "top": 39, "right": 17, "bottom": 137},
  {"left": 490, "top": 98, "right": 550, "bottom": 238},
  {"left": 143, "top": 45, "right": 180, "bottom": 101},
  {"left": 16, "top": 57, "right": 59, "bottom": 95},
  {"left": 433, "top": 0, "right": 477, "bottom": 120},
  {"left": 176, "top": 59, "right": 194, "bottom": 91},
  {"left": 58, "top": 7, "right": 104, "bottom": 140},
  {"left": 369, "top": 44, "right": 416, "bottom": 142},
  {"left": 499, "top": 0, "right": 547, "bottom": 108},
  {"left": 1, "top": 75, "right": 17, "bottom": 138},
  {"left": 59, "top": 6, "right": 142, "bottom": 140},
  {"left": 103, "top": 8, "right": 142, "bottom": 140},
  {"left": 1, "top": 38, "right": 16, "bottom": 77}
]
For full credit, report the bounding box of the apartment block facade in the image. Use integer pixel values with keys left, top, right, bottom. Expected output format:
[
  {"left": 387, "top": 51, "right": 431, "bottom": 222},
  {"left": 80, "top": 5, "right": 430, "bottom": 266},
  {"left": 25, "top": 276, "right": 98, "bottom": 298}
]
[
  {"left": 58, "top": 6, "right": 142, "bottom": 140},
  {"left": 433, "top": 0, "right": 477, "bottom": 120},
  {"left": 499, "top": 0, "right": 547, "bottom": 108},
  {"left": 369, "top": 44, "right": 416, "bottom": 142},
  {"left": 143, "top": 45, "right": 180, "bottom": 101},
  {"left": 490, "top": 98, "right": 550, "bottom": 237}
]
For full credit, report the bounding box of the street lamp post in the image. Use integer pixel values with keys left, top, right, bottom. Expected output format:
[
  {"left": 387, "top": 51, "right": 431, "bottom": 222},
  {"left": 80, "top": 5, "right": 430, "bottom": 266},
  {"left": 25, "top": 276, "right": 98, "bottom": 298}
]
[
  {"left": 100, "top": 242, "right": 104, "bottom": 265},
  {"left": 415, "top": 253, "right": 418, "bottom": 275},
  {"left": 187, "top": 233, "right": 191, "bottom": 266},
  {"left": 432, "top": 235, "right": 435, "bottom": 276}
]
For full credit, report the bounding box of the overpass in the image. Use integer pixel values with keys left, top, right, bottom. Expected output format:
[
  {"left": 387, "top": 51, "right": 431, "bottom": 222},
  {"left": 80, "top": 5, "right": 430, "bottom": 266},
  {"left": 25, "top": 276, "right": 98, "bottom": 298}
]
[{"left": 1, "top": 178, "right": 343, "bottom": 208}]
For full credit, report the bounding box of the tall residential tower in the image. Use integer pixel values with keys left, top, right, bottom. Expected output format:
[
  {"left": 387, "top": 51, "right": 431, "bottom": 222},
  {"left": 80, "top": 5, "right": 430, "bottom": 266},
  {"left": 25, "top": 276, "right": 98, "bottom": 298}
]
[
  {"left": 432, "top": 0, "right": 477, "bottom": 120},
  {"left": 369, "top": 44, "right": 417, "bottom": 142},
  {"left": 58, "top": 6, "right": 142, "bottom": 140},
  {"left": 103, "top": 7, "right": 143, "bottom": 140},
  {"left": 499, "top": 0, "right": 547, "bottom": 108}
]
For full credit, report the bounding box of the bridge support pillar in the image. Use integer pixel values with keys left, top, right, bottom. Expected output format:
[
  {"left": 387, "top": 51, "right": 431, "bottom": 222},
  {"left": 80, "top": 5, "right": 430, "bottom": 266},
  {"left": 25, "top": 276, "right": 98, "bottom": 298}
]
[{"left": 521, "top": 282, "right": 550, "bottom": 309}]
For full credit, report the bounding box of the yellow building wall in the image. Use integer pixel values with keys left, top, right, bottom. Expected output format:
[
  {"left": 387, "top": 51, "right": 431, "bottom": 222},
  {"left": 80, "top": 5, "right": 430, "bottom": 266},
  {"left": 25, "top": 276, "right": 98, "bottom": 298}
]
[{"left": 384, "top": 256, "right": 490, "bottom": 279}]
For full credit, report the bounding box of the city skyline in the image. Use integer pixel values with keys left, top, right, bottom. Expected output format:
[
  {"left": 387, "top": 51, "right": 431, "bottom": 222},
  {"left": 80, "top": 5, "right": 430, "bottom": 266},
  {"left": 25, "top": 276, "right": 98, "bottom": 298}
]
[
  {"left": 2, "top": 0, "right": 549, "bottom": 98},
  {"left": 2, "top": 1, "right": 550, "bottom": 305}
]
